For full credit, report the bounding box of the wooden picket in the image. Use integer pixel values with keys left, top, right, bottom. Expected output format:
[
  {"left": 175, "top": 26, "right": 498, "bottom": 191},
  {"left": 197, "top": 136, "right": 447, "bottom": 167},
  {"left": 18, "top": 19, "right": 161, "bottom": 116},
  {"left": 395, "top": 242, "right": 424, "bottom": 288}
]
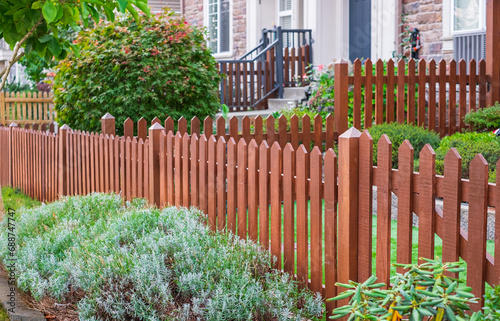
[{"left": 1, "top": 112, "right": 499, "bottom": 314}]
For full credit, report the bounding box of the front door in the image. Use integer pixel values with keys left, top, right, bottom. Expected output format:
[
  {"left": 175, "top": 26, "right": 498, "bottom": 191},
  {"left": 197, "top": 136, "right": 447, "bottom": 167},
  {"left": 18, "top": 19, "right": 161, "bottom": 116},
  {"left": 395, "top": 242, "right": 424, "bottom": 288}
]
[{"left": 349, "top": 0, "right": 371, "bottom": 62}]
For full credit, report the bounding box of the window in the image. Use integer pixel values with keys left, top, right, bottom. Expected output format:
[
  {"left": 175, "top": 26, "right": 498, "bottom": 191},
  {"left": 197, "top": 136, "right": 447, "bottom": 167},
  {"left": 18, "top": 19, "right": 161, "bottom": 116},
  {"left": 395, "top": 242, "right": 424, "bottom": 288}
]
[
  {"left": 208, "top": 0, "right": 230, "bottom": 54},
  {"left": 453, "top": 0, "right": 485, "bottom": 33},
  {"left": 278, "top": 0, "right": 292, "bottom": 29}
]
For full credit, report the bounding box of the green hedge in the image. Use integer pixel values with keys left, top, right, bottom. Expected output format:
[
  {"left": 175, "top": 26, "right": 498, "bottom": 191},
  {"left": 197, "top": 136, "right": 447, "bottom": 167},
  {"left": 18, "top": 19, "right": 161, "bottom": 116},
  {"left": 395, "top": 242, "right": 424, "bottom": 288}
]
[
  {"left": 435, "top": 131, "right": 499, "bottom": 182},
  {"left": 464, "top": 103, "right": 500, "bottom": 132},
  {"left": 0, "top": 194, "right": 324, "bottom": 320},
  {"left": 367, "top": 122, "right": 441, "bottom": 168}
]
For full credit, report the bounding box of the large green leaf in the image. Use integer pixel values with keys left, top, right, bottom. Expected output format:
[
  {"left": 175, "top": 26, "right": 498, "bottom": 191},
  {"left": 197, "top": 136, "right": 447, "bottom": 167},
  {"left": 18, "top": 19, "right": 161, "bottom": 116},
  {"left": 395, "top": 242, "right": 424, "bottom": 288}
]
[
  {"left": 48, "top": 37, "right": 62, "bottom": 56},
  {"left": 42, "top": 0, "right": 57, "bottom": 24}
]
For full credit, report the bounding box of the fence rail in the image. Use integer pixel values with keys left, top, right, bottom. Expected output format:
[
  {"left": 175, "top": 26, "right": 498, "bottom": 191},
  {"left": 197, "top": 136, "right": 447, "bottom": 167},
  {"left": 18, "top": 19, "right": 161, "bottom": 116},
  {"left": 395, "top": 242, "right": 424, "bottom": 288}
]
[
  {"left": 0, "top": 114, "right": 498, "bottom": 316},
  {"left": 0, "top": 91, "right": 55, "bottom": 126}
]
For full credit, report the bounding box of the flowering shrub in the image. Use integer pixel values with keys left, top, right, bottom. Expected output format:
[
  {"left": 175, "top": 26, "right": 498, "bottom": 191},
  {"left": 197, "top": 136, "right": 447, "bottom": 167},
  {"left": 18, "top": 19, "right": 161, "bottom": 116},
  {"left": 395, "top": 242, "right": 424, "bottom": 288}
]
[
  {"left": 0, "top": 194, "right": 324, "bottom": 320},
  {"left": 54, "top": 10, "right": 221, "bottom": 133}
]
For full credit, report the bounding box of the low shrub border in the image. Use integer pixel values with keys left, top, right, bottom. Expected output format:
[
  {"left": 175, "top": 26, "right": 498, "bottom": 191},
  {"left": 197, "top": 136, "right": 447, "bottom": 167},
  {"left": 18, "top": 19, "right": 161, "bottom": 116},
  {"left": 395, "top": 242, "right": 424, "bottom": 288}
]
[{"left": 0, "top": 193, "right": 324, "bottom": 320}]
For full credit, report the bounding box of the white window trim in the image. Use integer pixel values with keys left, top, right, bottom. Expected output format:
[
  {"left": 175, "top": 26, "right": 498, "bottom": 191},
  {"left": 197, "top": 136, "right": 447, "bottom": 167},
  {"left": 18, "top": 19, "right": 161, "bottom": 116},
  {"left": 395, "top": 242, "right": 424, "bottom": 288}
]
[
  {"left": 451, "top": 0, "right": 486, "bottom": 35},
  {"left": 204, "top": 0, "right": 233, "bottom": 58}
]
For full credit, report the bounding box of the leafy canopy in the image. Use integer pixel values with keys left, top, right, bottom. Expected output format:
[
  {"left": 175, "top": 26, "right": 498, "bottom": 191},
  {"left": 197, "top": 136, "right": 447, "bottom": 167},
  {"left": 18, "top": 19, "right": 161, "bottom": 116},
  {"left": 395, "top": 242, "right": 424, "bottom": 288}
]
[{"left": 0, "top": 0, "right": 150, "bottom": 70}]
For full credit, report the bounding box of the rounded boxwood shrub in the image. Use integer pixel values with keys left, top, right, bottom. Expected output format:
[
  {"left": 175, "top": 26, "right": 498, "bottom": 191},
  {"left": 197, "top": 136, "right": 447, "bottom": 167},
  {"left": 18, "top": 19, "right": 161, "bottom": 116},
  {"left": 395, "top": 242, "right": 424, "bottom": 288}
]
[
  {"left": 53, "top": 10, "right": 221, "bottom": 134},
  {"left": 367, "top": 122, "right": 441, "bottom": 168},
  {"left": 463, "top": 102, "right": 500, "bottom": 132},
  {"left": 435, "top": 131, "right": 499, "bottom": 182}
]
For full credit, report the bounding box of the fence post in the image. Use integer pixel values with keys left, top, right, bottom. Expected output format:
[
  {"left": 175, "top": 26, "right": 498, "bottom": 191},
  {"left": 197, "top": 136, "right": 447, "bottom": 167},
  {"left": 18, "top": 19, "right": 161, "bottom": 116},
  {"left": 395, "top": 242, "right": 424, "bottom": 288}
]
[
  {"left": 58, "top": 124, "right": 70, "bottom": 197},
  {"left": 101, "top": 113, "right": 115, "bottom": 136},
  {"left": 148, "top": 123, "right": 164, "bottom": 206},
  {"left": 337, "top": 128, "right": 361, "bottom": 298},
  {"left": 276, "top": 26, "right": 284, "bottom": 98},
  {"left": 8, "top": 123, "right": 17, "bottom": 186},
  {"left": 335, "top": 60, "right": 349, "bottom": 136},
  {"left": 0, "top": 92, "right": 5, "bottom": 126}
]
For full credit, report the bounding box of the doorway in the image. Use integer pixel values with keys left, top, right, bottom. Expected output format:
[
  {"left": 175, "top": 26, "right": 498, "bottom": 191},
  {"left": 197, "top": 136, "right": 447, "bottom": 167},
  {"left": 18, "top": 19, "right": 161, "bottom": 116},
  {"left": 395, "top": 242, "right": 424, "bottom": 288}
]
[{"left": 349, "top": 0, "right": 372, "bottom": 62}]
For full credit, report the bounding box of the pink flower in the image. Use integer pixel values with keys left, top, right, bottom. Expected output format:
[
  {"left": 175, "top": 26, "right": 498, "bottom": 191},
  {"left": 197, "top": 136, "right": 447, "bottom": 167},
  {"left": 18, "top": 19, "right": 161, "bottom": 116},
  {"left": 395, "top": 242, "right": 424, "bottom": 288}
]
[{"left": 318, "top": 64, "right": 324, "bottom": 71}]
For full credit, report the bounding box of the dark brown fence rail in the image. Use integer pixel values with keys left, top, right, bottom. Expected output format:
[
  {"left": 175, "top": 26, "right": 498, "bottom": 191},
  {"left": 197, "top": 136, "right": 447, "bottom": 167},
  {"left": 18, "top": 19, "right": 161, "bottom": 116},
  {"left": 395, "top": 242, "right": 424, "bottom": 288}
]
[{"left": 0, "top": 114, "right": 498, "bottom": 316}]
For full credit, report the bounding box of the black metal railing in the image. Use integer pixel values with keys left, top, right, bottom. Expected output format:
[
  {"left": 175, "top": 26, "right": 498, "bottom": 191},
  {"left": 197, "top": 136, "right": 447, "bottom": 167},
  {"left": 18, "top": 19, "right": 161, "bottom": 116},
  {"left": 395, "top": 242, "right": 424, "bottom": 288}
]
[{"left": 219, "top": 27, "right": 314, "bottom": 111}]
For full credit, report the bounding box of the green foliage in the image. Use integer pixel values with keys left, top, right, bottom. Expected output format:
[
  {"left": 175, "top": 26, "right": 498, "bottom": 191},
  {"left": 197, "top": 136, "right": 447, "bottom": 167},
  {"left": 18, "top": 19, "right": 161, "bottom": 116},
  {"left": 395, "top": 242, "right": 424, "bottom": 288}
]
[
  {"left": 463, "top": 103, "right": 500, "bottom": 132},
  {"left": 0, "top": 193, "right": 324, "bottom": 320},
  {"left": 477, "top": 284, "right": 500, "bottom": 320},
  {"left": 329, "top": 259, "right": 478, "bottom": 320},
  {"left": 392, "top": 13, "right": 414, "bottom": 62},
  {"left": 368, "top": 122, "right": 441, "bottom": 168},
  {"left": 18, "top": 50, "right": 55, "bottom": 84},
  {"left": 435, "top": 132, "right": 499, "bottom": 183},
  {"left": 3, "top": 78, "right": 36, "bottom": 92},
  {"left": 0, "top": 0, "right": 150, "bottom": 68},
  {"left": 1, "top": 186, "right": 41, "bottom": 211},
  {"left": 54, "top": 10, "right": 222, "bottom": 133}
]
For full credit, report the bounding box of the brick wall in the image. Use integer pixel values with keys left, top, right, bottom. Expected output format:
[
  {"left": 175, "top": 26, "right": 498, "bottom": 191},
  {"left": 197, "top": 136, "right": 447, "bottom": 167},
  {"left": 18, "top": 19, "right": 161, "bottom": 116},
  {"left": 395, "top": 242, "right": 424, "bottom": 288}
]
[
  {"left": 403, "top": 0, "right": 452, "bottom": 61},
  {"left": 182, "top": 0, "right": 247, "bottom": 58}
]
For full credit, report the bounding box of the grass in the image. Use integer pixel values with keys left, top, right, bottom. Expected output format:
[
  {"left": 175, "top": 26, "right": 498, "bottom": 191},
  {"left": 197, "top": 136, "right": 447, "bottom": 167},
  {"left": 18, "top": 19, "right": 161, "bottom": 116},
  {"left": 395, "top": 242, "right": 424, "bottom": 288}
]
[
  {"left": 1, "top": 186, "right": 40, "bottom": 211},
  {"left": 0, "top": 306, "right": 8, "bottom": 321}
]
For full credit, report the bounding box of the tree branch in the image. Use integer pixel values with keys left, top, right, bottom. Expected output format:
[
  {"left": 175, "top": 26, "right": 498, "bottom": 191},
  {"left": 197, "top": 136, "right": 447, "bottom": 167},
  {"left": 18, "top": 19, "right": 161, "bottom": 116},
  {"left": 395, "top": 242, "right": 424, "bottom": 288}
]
[
  {"left": 0, "top": 16, "right": 44, "bottom": 91},
  {"left": 0, "top": 52, "right": 25, "bottom": 79}
]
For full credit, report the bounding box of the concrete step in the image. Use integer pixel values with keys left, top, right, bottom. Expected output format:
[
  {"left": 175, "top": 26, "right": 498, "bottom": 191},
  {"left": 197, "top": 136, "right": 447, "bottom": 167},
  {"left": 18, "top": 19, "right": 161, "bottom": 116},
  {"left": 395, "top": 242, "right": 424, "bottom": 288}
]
[
  {"left": 283, "top": 87, "right": 307, "bottom": 101},
  {"left": 267, "top": 99, "right": 298, "bottom": 111}
]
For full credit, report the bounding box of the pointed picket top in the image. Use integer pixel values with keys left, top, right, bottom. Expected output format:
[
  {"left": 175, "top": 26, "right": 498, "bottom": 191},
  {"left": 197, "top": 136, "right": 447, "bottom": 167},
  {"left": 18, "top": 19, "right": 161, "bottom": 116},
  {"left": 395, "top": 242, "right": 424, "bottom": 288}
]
[
  {"left": 217, "top": 134, "right": 226, "bottom": 146},
  {"left": 387, "top": 58, "right": 394, "bottom": 69},
  {"left": 271, "top": 141, "right": 281, "bottom": 152},
  {"left": 449, "top": 59, "right": 457, "bottom": 71},
  {"left": 126, "top": 135, "right": 132, "bottom": 143},
  {"left": 397, "top": 58, "right": 405, "bottom": 73},
  {"left": 149, "top": 122, "right": 164, "bottom": 131},
  {"left": 377, "top": 133, "right": 392, "bottom": 146},
  {"left": 470, "top": 153, "right": 489, "bottom": 177},
  {"left": 178, "top": 116, "right": 187, "bottom": 134},
  {"left": 132, "top": 136, "right": 137, "bottom": 144},
  {"left": 8, "top": 122, "right": 18, "bottom": 128},
  {"left": 182, "top": 131, "right": 190, "bottom": 141},
  {"left": 175, "top": 130, "right": 183, "bottom": 141},
  {"left": 229, "top": 116, "right": 238, "bottom": 139},
  {"left": 459, "top": 59, "right": 466, "bottom": 72},
  {"left": 284, "top": 142, "right": 294, "bottom": 155},
  {"left": 249, "top": 139, "right": 258, "bottom": 150},
  {"left": 296, "top": 144, "right": 308, "bottom": 160},
  {"left": 290, "top": 113, "right": 299, "bottom": 126},
  {"left": 398, "top": 139, "right": 414, "bottom": 154},
  {"left": 469, "top": 59, "right": 477, "bottom": 72},
  {"left": 208, "top": 133, "right": 217, "bottom": 145},
  {"left": 278, "top": 114, "right": 287, "bottom": 127},
  {"left": 314, "top": 114, "right": 322, "bottom": 128},
  {"left": 259, "top": 139, "right": 270, "bottom": 152},
  {"left": 191, "top": 116, "right": 200, "bottom": 135},
  {"left": 138, "top": 137, "right": 143, "bottom": 144},
  {"left": 242, "top": 116, "right": 251, "bottom": 137},
  {"left": 360, "top": 129, "right": 373, "bottom": 142},
  {"left": 439, "top": 59, "right": 447, "bottom": 72},
  {"left": 164, "top": 116, "right": 174, "bottom": 133},
  {"left": 419, "top": 143, "right": 436, "bottom": 160},
  {"left": 151, "top": 116, "right": 161, "bottom": 126},
  {"left": 254, "top": 115, "right": 262, "bottom": 125},
  {"left": 311, "top": 145, "right": 322, "bottom": 160},
  {"left": 337, "top": 58, "right": 348, "bottom": 65},
  {"left": 376, "top": 59, "right": 384, "bottom": 73},
  {"left": 238, "top": 137, "right": 247, "bottom": 149},
  {"left": 419, "top": 58, "right": 426, "bottom": 73},
  {"left": 191, "top": 132, "right": 198, "bottom": 142},
  {"left": 353, "top": 58, "right": 361, "bottom": 65},
  {"left": 325, "top": 147, "right": 337, "bottom": 160},
  {"left": 204, "top": 116, "right": 213, "bottom": 137},
  {"left": 101, "top": 112, "right": 115, "bottom": 120},
  {"left": 59, "top": 124, "right": 70, "bottom": 130},
  {"left": 89, "top": 132, "right": 95, "bottom": 138},
  {"left": 265, "top": 115, "right": 275, "bottom": 131},
  {"left": 167, "top": 128, "right": 174, "bottom": 140},
  {"left": 444, "top": 147, "right": 462, "bottom": 164},
  {"left": 216, "top": 116, "right": 225, "bottom": 137},
  {"left": 227, "top": 136, "right": 236, "bottom": 149},
  {"left": 339, "top": 127, "right": 361, "bottom": 139}
]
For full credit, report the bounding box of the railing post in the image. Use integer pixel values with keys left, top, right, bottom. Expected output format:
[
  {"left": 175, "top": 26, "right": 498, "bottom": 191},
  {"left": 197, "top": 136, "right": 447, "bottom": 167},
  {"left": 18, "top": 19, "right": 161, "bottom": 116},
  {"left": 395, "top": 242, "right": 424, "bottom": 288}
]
[
  {"left": 335, "top": 60, "right": 349, "bottom": 135},
  {"left": 8, "top": 123, "right": 17, "bottom": 186},
  {"left": 337, "top": 128, "right": 361, "bottom": 301},
  {"left": 276, "top": 26, "right": 284, "bottom": 99},
  {"left": 100, "top": 113, "right": 115, "bottom": 136},
  {"left": 58, "top": 124, "right": 70, "bottom": 197},
  {"left": 148, "top": 123, "right": 164, "bottom": 206},
  {"left": 0, "top": 92, "right": 5, "bottom": 126}
]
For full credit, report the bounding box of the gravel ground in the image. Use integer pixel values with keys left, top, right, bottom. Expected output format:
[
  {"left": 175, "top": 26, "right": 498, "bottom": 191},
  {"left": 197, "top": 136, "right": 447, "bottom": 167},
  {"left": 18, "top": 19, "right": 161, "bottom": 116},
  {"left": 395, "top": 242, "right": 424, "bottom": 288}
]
[{"left": 372, "top": 186, "right": 496, "bottom": 241}]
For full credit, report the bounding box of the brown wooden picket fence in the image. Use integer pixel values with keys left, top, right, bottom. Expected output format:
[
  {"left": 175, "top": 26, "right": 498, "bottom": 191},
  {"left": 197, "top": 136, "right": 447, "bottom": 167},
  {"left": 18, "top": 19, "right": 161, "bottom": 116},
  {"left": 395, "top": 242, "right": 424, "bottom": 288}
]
[
  {"left": 0, "top": 92, "right": 55, "bottom": 126},
  {"left": 0, "top": 114, "right": 498, "bottom": 316}
]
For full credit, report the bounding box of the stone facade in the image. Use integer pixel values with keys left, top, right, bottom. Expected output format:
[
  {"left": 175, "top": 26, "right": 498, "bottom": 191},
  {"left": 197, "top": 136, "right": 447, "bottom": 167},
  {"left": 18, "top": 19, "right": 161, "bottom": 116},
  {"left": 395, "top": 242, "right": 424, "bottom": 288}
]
[
  {"left": 182, "top": 0, "right": 247, "bottom": 59},
  {"left": 402, "top": 0, "right": 452, "bottom": 61}
]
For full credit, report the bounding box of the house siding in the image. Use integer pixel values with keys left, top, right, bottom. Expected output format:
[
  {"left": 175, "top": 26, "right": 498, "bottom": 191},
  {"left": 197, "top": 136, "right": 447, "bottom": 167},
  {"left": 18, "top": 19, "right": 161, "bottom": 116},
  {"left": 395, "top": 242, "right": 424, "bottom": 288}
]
[
  {"left": 183, "top": 0, "right": 247, "bottom": 58},
  {"left": 403, "top": 0, "right": 453, "bottom": 61}
]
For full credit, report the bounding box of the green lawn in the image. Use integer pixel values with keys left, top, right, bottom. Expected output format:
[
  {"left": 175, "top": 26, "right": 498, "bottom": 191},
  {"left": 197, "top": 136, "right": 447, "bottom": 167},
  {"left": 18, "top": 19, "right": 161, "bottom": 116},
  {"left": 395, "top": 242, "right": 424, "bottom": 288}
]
[{"left": 1, "top": 186, "right": 41, "bottom": 211}]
